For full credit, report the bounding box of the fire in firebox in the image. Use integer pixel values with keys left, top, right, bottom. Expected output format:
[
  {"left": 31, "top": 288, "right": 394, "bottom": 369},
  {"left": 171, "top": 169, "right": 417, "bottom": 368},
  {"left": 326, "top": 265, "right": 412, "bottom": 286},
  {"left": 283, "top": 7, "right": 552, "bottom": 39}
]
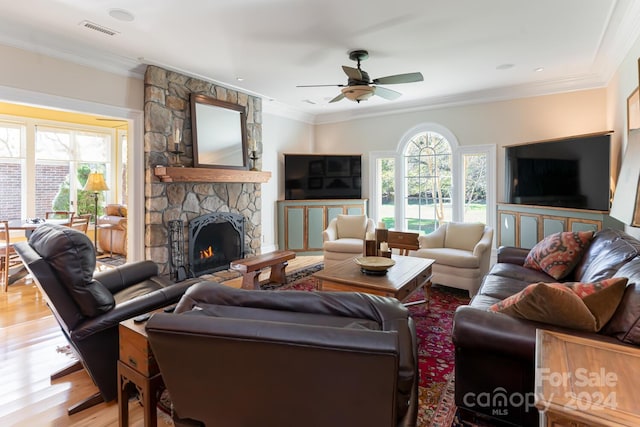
[{"left": 200, "top": 246, "right": 214, "bottom": 259}]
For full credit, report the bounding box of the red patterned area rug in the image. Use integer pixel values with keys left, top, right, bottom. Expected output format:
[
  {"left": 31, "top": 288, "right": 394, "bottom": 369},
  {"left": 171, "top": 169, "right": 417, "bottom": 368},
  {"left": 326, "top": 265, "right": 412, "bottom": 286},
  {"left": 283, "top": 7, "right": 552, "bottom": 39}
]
[{"left": 269, "top": 275, "right": 471, "bottom": 427}]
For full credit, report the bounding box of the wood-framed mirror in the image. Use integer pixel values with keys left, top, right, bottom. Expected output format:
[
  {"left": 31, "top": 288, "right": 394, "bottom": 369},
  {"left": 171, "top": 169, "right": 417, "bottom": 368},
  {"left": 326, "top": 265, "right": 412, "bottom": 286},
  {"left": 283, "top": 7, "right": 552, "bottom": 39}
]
[{"left": 190, "top": 93, "right": 248, "bottom": 169}]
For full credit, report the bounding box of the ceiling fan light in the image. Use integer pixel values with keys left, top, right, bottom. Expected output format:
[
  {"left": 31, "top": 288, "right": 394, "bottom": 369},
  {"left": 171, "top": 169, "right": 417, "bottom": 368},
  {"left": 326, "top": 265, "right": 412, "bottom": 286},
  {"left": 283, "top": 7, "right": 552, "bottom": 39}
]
[{"left": 341, "top": 85, "right": 374, "bottom": 102}]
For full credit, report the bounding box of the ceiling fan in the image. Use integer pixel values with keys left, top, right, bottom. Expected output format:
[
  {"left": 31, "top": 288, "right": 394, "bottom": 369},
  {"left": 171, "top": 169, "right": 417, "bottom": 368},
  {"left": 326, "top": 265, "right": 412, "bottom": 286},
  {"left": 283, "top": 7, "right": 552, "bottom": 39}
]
[{"left": 297, "top": 49, "right": 424, "bottom": 103}]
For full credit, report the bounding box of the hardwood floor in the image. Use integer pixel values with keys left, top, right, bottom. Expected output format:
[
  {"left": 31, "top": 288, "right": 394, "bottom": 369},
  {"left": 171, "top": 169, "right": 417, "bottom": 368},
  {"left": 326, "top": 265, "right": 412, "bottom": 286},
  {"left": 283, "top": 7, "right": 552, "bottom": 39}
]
[{"left": 0, "top": 255, "right": 322, "bottom": 426}]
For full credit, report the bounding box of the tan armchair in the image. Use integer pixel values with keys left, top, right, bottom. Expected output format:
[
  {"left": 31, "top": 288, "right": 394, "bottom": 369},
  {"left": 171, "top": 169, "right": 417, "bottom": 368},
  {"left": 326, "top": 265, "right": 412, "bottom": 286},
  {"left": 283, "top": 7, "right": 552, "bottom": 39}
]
[
  {"left": 410, "top": 222, "right": 493, "bottom": 297},
  {"left": 322, "top": 214, "right": 375, "bottom": 268},
  {"left": 97, "top": 204, "right": 127, "bottom": 256}
]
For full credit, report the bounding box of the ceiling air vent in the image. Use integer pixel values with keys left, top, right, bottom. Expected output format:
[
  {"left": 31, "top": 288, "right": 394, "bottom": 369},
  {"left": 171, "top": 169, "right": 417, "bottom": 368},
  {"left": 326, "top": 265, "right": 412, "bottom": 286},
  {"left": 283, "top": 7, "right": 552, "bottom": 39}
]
[{"left": 80, "top": 20, "right": 119, "bottom": 36}]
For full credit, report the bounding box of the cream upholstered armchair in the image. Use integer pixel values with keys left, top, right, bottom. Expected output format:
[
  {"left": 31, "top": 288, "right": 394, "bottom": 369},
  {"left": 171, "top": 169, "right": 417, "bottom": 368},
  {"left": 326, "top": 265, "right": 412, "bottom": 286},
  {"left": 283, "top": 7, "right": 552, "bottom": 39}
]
[
  {"left": 323, "top": 214, "right": 376, "bottom": 268},
  {"left": 410, "top": 222, "right": 493, "bottom": 297}
]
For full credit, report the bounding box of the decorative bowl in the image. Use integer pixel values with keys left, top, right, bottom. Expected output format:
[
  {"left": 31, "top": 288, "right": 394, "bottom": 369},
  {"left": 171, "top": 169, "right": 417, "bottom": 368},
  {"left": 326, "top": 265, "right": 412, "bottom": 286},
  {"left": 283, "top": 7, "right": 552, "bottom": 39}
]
[{"left": 354, "top": 256, "right": 396, "bottom": 272}]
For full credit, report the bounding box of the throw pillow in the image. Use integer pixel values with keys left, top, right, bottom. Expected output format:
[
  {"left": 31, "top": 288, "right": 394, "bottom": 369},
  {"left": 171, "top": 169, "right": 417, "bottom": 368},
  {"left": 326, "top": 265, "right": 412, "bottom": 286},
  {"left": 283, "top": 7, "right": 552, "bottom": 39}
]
[
  {"left": 523, "top": 231, "right": 594, "bottom": 280},
  {"left": 336, "top": 214, "right": 367, "bottom": 239},
  {"left": 488, "top": 282, "right": 597, "bottom": 331},
  {"left": 444, "top": 222, "right": 486, "bottom": 251},
  {"left": 488, "top": 278, "right": 628, "bottom": 332},
  {"left": 564, "top": 277, "right": 628, "bottom": 331}
]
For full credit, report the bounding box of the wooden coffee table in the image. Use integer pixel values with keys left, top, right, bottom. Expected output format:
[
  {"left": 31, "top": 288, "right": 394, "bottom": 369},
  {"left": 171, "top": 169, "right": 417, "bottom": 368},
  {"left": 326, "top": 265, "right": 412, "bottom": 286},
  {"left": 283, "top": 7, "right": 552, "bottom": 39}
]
[{"left": 313, "top": 255, "right": 434, "bottom": 304}]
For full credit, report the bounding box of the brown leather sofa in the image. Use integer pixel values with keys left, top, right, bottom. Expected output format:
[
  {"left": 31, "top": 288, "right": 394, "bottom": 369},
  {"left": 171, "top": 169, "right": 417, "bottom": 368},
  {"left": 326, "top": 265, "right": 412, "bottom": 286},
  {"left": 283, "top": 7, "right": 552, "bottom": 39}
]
[
  {"left": 97, "top": 203, "right": 127, "bottom": 256},
  {"left": 146, "top": 281, "right": 419, "bottom": 427},
  {"left": 14, "top": 224, "right": 199, "bottom": 414},
  {"left": 452, "top": 228, "right": 640, "bottom": 426}
]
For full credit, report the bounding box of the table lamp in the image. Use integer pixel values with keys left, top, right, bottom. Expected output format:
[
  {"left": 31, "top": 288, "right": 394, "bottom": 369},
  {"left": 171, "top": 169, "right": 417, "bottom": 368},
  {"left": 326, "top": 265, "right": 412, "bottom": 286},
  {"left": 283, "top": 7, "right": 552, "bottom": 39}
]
[{"left": 83, "top": 172, "right": 110, "bottom": 252}]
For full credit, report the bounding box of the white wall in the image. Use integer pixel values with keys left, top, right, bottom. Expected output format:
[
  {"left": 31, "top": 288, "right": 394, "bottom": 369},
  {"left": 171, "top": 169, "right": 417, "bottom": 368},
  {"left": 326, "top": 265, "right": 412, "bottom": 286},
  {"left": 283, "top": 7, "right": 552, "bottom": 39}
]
[
  {"left": 0, "top": 44, "right": 143, "bottom": 110},
  {"left": 261, "top": 112, "right": 314, "bottom": 251},
  {"left": 314, "top": 89, "right": 608, "bottom": 203},
  {"left": 606, "top": 32, "right": 640, "bottom": 239}
]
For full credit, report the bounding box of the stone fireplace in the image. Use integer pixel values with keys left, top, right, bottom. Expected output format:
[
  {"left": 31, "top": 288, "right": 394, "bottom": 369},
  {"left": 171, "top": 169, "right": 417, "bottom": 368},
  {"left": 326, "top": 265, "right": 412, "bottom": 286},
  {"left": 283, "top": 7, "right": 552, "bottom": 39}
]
[{"left": 144, "top": 65, "right": 263, "bottom": 276}]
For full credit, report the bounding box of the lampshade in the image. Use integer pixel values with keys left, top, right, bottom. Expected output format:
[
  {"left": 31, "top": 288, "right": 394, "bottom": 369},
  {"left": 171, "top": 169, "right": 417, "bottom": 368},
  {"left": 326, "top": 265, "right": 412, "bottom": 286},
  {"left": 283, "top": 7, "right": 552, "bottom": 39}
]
[
  {"left": 341, "top": 85, "right": 375, "bottom": 102},
  {"left": 83, "top": 172, "right": 110, "bottom": 192},
  {"left": 610, "top": 129, "right": 640, "bottom": 226}
]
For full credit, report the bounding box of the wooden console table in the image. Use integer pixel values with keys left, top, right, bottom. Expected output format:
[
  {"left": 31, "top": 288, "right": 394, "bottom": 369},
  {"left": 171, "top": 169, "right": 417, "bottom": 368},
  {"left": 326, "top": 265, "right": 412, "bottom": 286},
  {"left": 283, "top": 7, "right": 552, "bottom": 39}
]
[
  {"left": 118, "top": 315, "right": 164, "bottom": 427},
  {"left": 535, "top": 329, "right": 640, "bottom": 426}
]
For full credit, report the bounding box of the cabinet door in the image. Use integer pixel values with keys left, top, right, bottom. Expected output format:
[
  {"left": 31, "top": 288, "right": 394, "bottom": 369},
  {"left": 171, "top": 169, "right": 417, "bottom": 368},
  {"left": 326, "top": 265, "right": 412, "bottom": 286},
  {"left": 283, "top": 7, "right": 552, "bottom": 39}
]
[
  {"left": 327, "top": 207, "right": 345, "bottom": 223},
  {"left": 346, "top": 205, "right": 364, "bottom": 215},
  {"left": 284, "top": 206, "right": 305, "bottom": 251},
  {"left": 306, "top": 206, "right": 325, "bottom": 250},
  {"left": 499, "top": 211, "right": 517, "bottom": 247},
  {"left": 543, "top": 216, "right": 566, "bottom": 238},
  {"left": 569, "top": 218, "right": 601, "bottom": 234},
  {"left": 519, "top": 214, "right": 540, "bottom": 249}
]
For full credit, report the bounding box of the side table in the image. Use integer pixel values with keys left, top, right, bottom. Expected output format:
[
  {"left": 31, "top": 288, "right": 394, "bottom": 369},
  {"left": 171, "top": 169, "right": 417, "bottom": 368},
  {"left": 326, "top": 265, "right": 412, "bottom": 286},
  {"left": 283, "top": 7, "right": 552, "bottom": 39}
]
[
  {"left": 118, "top": 315, "right": 164, "bottom": 427},
  {"left": 535, "top": 329, "right": 640, "bottom": 426}
]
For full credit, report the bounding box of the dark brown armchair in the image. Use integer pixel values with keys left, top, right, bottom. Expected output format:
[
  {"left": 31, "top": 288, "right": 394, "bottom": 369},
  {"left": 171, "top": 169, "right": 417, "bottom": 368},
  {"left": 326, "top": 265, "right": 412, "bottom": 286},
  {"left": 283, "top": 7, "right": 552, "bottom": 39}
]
[
  {"left": 14, "top": 224, "right": 198, "bottom": 415},
  {"left": 146, "top": 281, "right": 419, "bottom": 427}
]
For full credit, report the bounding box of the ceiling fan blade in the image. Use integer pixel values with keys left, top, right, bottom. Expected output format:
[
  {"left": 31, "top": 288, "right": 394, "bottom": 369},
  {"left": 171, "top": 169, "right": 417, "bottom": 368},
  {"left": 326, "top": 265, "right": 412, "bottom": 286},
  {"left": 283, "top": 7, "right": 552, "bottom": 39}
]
[
  {"left": 373, "top": 72, "right": 424, "bottom": 85},
  {"left": 342, "top": 66, "right": 364, "bottom": 81},
  {"left": 296, "top": 84, "right": 345, "bottom": 87},
  {"left": 374, "top": 86, "right": 402, "bottom": 100},
  {"left": 329, "top": 93, "right": 346, "bottom": 103}
]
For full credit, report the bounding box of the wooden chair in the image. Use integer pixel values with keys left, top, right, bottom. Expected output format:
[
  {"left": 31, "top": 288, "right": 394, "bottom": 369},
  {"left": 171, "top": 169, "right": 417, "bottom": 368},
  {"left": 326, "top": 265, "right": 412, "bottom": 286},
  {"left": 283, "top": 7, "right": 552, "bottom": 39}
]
[
  {"left": 387, "top": 230, "right": 420, "bottom": 255},
  {"left": 69, "top": 213, "right": 91, "bottom": 234},
  {"left": 45, "top": 211, "right": 75, "bottom": 222},
  {"left": 0, "top": 220, "right": 23, "bottom": 292}
]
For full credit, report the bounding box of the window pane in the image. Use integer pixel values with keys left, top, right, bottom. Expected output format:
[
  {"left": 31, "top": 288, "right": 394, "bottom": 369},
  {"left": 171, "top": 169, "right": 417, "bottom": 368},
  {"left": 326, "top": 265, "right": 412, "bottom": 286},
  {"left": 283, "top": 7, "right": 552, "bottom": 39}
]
[
  {"left": 120, "top": 133, "right": 128, "bottom": 205},
  {"left": 36, "top": 162, "right": 71, "bottom": 217},
  {"left": 76, "top": 131, "right": 110, "bottom": 161},
  {"left": 403, "top": 131, "right": 452, "bottom": 234},
  {"left": 0, "top": 123, "right": 24, "bottom": 219},
  {"left": 0, "top": 125, "right": 22, "bottom": 157},
  {"left": 77, "top": 163, "right": 109, "bottom": 218},
  {"left": 377, "top": 157, "right": 395, "bottom": 229},
  {"left": 463, "top": 153, "right": 488, "bottom": 223},
  {"left": 36, "top": 127, "right": 72, "bottom": 161}
]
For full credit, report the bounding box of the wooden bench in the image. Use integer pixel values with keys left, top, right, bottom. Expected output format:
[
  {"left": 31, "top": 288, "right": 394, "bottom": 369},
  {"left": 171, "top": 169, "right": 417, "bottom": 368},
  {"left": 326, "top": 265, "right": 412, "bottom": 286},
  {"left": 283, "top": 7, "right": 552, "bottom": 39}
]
[{"left": 230, "top": 250, "right": 296, "bottom": 289}]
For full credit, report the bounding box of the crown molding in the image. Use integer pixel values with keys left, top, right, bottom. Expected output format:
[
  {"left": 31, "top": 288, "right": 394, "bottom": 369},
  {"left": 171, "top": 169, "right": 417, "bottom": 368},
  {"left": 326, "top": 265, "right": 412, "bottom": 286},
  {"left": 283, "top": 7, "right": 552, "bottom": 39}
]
[{"left": 311, "top": 74, "right": 608, "bottom": 125}]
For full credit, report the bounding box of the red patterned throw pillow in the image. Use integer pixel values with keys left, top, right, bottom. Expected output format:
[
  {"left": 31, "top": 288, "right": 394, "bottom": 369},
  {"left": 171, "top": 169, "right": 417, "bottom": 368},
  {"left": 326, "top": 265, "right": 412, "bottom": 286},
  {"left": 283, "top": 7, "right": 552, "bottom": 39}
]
[
  {"left": 488, "top": 277, "right": 628, "bottom": 332},
  {"left": 523, "top": 231, "right": 594, "bottom": 280}
]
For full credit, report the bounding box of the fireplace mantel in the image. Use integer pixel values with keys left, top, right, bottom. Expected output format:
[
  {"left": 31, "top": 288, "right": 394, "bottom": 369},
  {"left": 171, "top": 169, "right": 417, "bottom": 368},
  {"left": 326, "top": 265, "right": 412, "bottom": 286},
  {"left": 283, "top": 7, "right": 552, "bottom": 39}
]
[{"left": 154, "top": 166, "right": 271, "bottom": 183}]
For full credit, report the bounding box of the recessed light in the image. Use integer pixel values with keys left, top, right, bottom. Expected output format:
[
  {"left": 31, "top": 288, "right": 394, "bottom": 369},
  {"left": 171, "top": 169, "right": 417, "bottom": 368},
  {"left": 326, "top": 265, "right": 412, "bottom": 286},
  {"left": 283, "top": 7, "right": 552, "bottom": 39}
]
[
  {"left": 236, "top": 77, "right": 245, "bottom": 82},
  {"left": 534, "top": 67, "right": 544, "bottom": 72},
  {"left": 496, "top": 63, "right": 515, "bottom": 70},
  {"left": 109, "top": 8, "right": 135, "bottom": 22}
]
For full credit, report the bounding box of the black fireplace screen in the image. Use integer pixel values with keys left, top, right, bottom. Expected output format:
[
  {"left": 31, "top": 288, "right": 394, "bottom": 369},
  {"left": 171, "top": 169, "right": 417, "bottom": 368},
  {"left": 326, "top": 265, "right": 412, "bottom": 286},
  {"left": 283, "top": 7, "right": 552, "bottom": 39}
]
[{"left": 188, "top": 212, "right": 244, "bottom": 277}]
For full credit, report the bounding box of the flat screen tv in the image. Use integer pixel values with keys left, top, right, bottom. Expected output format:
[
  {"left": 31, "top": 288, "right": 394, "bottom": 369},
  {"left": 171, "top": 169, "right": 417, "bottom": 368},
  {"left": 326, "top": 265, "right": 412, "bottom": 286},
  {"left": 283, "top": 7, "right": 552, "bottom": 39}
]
[
  {"left": 284, "top": 154, "right": 362, "bottom": 200},
  {"left": 505, "top": 133, "right": 611, "bottom": 211}
]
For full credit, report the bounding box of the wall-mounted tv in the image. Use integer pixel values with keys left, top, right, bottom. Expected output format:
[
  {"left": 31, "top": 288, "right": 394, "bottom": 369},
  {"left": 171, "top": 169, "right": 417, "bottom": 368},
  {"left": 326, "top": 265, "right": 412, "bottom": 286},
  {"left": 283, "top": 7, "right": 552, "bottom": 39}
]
[
  {"left": 505, "top": 132, "right": 611, "bottom": 211},
  {"left": 284, "top": 154, "right": 362, "bottom": 200}
]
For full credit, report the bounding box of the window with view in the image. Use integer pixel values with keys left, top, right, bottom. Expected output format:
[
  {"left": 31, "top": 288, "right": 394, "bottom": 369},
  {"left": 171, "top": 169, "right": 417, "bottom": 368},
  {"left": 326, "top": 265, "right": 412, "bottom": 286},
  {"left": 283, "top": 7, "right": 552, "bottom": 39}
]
[
  {"left": 370, "top": 124, "right": 495, "bottom": 235},
  {"left": 0, "top": 117, "right": 118, "bottom": 222}
]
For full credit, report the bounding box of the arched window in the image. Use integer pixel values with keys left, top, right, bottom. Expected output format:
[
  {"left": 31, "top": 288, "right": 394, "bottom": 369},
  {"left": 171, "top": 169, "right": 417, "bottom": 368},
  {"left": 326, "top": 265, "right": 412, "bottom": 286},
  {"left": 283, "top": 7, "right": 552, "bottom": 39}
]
[
  {"left": 403, "top": 131, "right": 453, "bottom": 233},
  {"left": 370, "top": 123, "right": 495, "bottom": 234}
]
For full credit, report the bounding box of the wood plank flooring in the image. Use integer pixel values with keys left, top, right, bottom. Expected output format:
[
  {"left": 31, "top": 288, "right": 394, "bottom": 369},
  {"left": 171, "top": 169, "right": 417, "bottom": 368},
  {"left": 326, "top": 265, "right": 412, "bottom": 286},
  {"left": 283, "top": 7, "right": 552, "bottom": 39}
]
[{"left": 0, "top": 255, "right": 322, "bottom": 426}]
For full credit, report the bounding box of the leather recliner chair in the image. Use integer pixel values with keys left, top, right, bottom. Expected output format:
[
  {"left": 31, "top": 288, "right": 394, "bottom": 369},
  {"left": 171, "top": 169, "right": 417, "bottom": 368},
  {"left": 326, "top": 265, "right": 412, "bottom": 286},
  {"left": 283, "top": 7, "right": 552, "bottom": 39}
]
[
  {"left": 14, "top": 224, "right": 198, "bottom": 415},
  {"left": 146, "top": 281, "right": 419, "bottom": 427}
]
